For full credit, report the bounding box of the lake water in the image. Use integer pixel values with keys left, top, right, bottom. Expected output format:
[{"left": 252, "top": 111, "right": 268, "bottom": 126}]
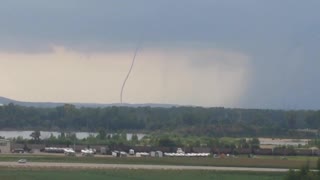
[{"left": 0, "top": 131, "right": 145, "bottom": 140}]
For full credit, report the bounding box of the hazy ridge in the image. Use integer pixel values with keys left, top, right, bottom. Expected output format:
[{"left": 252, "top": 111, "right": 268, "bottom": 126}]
[{"left": 0, "top": 96, "right": 177, "bottom": 108}]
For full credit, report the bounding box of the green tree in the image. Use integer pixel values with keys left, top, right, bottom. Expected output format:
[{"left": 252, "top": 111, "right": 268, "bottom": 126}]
[
  {"left": 131, "top": 134, "right": 139, "bottom": 145},
  {"left": 284, "top": 169, "right": 298, "bottom": 180},
  {"left": 97, "top": 129, "right": 106, "bottom": 140},
  {"left": 158, "top": 136, "right": 176, "bottom": 147},
  {"left": 284, "top": 161, "right": 320, "bottom": 180},
  {"left": 238, "top": 138, "right": 250, "bottom": 149},
  {"left": 317, "top": 158, "right": 320, "bottom": 176},
  {"left": 249, "top": 138, "right": 260, "bottom": 149},
  {"left": 30, "top": 130, "right": 41, "bottom": 142},
  {"left": 15, "top": 136, "right": 25, "bottom": 144},
  {"left": 59, "top": 132, "right": 66, "bottom": 139}
]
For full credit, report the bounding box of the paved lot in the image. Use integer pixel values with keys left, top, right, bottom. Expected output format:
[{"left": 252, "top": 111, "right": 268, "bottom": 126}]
[{"left": 0, "top": 162, "right": 290, "bottom": 172}]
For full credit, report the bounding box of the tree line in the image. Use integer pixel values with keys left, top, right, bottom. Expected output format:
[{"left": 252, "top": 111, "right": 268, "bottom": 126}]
[
  {"left": 16, "top": 129, "right": 260, "bottom": 150},
  {"left": 0, "top": 103, "right": 320, "bottom": 137},
  {"left": 284, "top": 159, "right": 320, "bottom": 180}
]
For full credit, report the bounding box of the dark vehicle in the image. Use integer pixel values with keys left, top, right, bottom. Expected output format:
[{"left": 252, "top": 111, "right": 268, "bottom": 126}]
[{"left": 12, "top": 148, "right": 24, "bottom": 153}]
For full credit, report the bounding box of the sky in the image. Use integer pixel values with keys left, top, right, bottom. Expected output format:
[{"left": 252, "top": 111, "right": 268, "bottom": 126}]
[{"left": 0, "top": 0, "right": 319, "bottom": 109}]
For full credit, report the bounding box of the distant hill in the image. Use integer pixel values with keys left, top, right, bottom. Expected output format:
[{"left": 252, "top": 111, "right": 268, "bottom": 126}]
[
  {"left": 0, "top": 96, "right": 178, "bottom": 108},
  {"left": 0, "top": 96, "right": 15, "bottom": 104}
]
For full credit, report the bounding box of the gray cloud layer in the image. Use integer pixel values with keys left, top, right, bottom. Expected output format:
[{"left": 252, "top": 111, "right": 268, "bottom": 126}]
[
  {"left": 1, "top": 0, "right": 320, "bottom": 109},
  {"left": 1, "top": 0, "right": 318, "bottom": 51}
]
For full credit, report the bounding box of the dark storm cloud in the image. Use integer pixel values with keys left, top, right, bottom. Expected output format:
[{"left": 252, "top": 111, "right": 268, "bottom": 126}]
[
  {"left": 0, "top": 0, "right": 317, "bottom": 52},
  {"left": 1, "top": 0, "right": 320, "bottom": 109}
]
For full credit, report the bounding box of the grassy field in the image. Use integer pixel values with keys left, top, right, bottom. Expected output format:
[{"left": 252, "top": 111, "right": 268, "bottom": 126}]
[
  {"left": 0, "top": 154, "right": 318, "bottom": 169},
  {"left": 0, "top": 169, "right": 285, "bottom": 180}
]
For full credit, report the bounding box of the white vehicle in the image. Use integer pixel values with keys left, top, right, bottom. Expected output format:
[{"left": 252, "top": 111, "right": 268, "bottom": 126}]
[
  {"left": 164, "top": 151, "right": 210, "bottom": 157},
  {"left": 176, "top": 148, "right": 185, "bottom": 154},
  {"left": 81, "top": 148, "right": 95, "bottom": 156},
  {"left": 129, "top": 149, "right": 135, "bottom": 155},
  {"left": 17, "top": 159, "right": 27, "bottom": 163},
  {"left": 135, "top": 152, "right": 149, "bottom": 157},
  {"left": 64, "top": 148, "right": 76, "bottom": 156}
]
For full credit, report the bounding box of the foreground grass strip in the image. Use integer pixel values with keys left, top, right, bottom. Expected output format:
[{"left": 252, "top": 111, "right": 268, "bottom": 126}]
[
  {"left": 0, "top": 154, "right": 318, "bottom": 169},
  {"left": 0, "top": 169, "right": 285, "bottom": 180}
]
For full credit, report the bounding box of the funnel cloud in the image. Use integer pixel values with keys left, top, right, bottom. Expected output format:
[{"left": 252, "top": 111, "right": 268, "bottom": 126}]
[{"left": 120, "top": 44, "right": 141, "bottom": 103}]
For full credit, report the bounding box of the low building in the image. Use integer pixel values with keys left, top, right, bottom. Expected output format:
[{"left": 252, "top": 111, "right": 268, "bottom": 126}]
[
  {"left": 156, "top": 151, "right": 163, "bottom": 157},
  {"left": 259, "top": 138, "right": 309, "bottom": 148},
  {"left": 129, "top": 149, "right": 135, "bottom": 155},
  {"left": 100, "top": 147, "right": 107, "bottom": 155},
  {"left": 0, "top": 139, "right": 11, "bottom": 153},
  {"left": 150, "top": 151, "right": 156, "bottom": 157},
  {"left": 310, "top": 147, "right": 320, "bottom": 156}
]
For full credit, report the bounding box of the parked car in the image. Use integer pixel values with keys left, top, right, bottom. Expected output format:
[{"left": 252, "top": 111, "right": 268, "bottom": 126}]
[{"left": 17, "top": 159, "right": 27, "bottom": 163}]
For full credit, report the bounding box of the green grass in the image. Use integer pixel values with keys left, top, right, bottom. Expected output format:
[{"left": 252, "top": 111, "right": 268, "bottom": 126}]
[
  {"left": 253, "top": 155, "right": 318, "bottom": 161},
  {"left": 0, "top": 154, "right": 318, "bottom": 169},
  {"left": 0, "top": 169, "right": 285, "bottom": 180}
]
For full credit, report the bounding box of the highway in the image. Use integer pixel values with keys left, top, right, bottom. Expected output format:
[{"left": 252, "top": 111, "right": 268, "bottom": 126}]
[{"left": 0, "top": 161, "right": 291, "bottom": 172}]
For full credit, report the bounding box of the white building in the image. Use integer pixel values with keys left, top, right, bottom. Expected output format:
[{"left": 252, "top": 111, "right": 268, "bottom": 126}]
[
  {"left": 259, "top": 138, "right": 309, "bottom": 148},
  {"left": 0, "top": 139, "right": 11, "bottom": 153}
]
